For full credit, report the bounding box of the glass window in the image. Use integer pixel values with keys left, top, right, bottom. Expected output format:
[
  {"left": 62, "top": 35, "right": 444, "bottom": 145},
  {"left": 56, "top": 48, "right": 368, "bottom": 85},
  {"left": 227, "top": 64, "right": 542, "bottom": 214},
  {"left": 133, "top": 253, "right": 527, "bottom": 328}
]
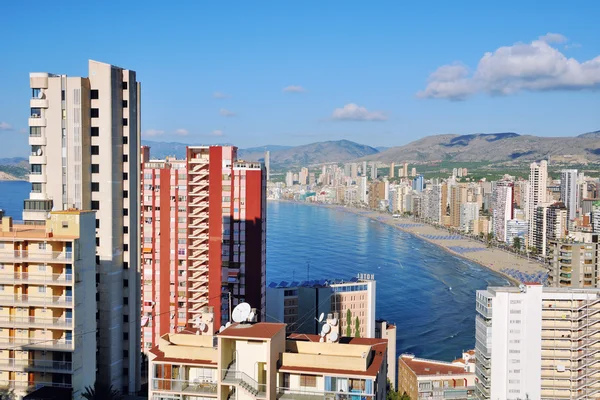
[
  {"left": 30, "top": 108, "right": 42, "bottom": 118},
  {"left": 29, "top": 127, "right": 42, "bottom": 137}
]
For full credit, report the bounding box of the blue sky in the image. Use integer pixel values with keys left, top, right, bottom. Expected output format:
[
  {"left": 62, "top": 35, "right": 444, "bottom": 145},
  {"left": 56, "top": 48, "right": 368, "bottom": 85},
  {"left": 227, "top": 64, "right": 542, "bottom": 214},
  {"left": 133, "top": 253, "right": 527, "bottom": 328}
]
[{"left": 1, "top": 1, "right": 599, "bottom": 157}]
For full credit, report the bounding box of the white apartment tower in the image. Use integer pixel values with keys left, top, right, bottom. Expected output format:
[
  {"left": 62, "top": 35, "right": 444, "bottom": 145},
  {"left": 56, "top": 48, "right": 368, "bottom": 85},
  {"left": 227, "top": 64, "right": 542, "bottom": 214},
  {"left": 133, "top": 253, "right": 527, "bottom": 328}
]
[
  {"left": 528, "top": 161, "right": 548, "bottom": 247},
  {"left": 560, "top": 169, "right": 579, "bottom": 221},
  {"left": 476, "top": 284, "right": 600, "bottom": 400},
  {"left": 25, "top": 60, "right": 141, "bottom": 394}
]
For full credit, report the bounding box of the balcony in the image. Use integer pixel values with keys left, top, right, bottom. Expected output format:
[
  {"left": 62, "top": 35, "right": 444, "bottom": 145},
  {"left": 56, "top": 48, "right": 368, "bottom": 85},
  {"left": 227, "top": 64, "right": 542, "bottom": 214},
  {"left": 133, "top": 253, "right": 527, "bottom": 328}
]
[
  {"left": 0, "top": 337, "right": 73, "bottom": 351},
  {"left": 0, "top": 380, "right": 72, "bottom": 391},
  {"left": 0, "top": 294, "right": 73, "bottom": 308},
  {"left": 30, "top": 98, "right": 48, "bottom": 108},
  {"left": 151, "top": 378, "right": 217, "bottom": 395},
  {"left": 0, "top": 358, "right": 73, "bottom": 373},
  {"left": 29, "top": 155, "right": 46, "bottom": 165},
  {"left": 0, "top": 250, "right": 74, "bottom": 263},
  {"left": 0, "top": 272, "right": 73, "bottom": 286},
  {"left": 0, "top": 315, "right": 72, "bottom": 329},
  {"left": 29, "top": 135, "right": 46, "bottom": 146}
]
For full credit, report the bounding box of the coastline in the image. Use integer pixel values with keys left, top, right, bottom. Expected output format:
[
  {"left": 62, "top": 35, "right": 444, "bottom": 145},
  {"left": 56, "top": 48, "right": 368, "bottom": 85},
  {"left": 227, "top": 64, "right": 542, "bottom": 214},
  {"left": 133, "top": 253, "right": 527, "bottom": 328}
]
[{"left": 271, "top": 199, "right": 545, "bottom": 285}]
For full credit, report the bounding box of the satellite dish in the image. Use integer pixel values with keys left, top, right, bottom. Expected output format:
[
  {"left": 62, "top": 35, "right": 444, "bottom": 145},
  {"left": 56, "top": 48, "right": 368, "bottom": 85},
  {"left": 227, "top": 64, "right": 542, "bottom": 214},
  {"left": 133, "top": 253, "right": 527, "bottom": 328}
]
[
  {"left": 330, "top": 331, "right": 339, "bottom": 342},
  {"left": 199, "top": 322, "right": 207, "bottom": 332},
  {"left": 36, "top": 148, "right": 42, "bottom": 156},
  {"left": 317, "top": 313, "right": 324, "bottom": 322},
  {"left": 232, "top": 302, "right": 251, "bottom": 323},
  {"left": 320, "top": 331, "right": 326, "bottom": 338},
  {"left": 248, "top": 310, "right": 256, "bottom": 322},
  {"left": 226, "top": 321, "right": 232, "bottom": 328},
  {"left": 219, "top": 325, "right": 226, "bottom": 333},
  {"left": 37, "top": 89, "right": 44, "bottom": 99},
  {"left": 192, "top": 317, "right": 201, "bottom": 328},
  {"left": 321, "top": 324, "right": 331, "bottom": 335},
  {"left": 319, "top": 337, "right": 325, "bottom": 343},
  {"left": 330, "top": 318, "right": 338, "bottom": 326}
]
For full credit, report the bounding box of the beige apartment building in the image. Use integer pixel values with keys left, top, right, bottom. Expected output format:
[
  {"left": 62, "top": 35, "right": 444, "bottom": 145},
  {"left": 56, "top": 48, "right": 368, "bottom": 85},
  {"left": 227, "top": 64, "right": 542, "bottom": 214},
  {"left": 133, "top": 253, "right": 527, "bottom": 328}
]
[
  {"left": 548, "top": 239, "right": 599, "bottom": 288},
  {"left": 26, "top": 60, "right": 141, "bottom": 393},
  {"left": 330, "top": 275, "right": 376, "bottom": 339},
  {"left": 398, "top": 353, "right": 475, "bottom": 399},
  {"left": 148, "top": 308, "right": 388, "bottom": 400},
  {"left": 0, "top": 211, "right": 96, "bottom": 399}
]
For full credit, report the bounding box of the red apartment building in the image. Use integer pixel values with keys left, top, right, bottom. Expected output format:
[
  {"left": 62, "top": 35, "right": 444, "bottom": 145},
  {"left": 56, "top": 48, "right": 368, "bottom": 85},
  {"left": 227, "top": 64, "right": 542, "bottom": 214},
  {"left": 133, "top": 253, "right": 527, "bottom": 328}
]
[{"left": 140, "top": 145, "right": 266, "bottom": 351}]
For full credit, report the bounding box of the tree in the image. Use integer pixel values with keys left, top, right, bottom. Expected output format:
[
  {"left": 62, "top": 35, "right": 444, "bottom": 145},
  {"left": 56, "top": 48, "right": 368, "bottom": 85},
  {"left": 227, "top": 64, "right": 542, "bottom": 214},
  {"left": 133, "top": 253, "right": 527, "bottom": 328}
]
[
  {"left": 82, "top": 382, "right": 123, "bottom": 400},
  {"left": 354, "top": 316, "right": 361, "bottom": 338},
  {"left": 513, "top": 237, "right": 522, "bottom": 251},
  {"left": 0, "top": 388, "right": 16, "bottom": 400},
  {"left": 346, "top": 309, "right": 352, "bottom": 337}
]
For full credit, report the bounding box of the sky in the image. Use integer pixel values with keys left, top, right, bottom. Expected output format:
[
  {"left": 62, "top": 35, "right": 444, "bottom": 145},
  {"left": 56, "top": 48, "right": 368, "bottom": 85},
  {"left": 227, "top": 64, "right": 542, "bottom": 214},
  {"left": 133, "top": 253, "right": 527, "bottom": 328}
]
[{"left": 0, "top": 1, "right": 599, "bottom": 157}]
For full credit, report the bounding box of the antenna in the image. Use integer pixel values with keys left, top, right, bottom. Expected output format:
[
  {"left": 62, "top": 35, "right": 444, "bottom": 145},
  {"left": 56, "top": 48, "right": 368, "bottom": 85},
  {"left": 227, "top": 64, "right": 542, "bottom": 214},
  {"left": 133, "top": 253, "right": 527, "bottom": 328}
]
[
  {"left": 232, "top": 302, "right": 251, "bottom": 323},
  {"left": 315, "top": 312, "right": 324, "bottom": 323}
]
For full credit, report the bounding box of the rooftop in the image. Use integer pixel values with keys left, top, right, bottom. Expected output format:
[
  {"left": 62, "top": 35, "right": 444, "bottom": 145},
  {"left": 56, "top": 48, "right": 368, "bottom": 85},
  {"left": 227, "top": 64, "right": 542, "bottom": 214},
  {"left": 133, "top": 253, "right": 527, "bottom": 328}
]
[
  {"left": 268, "top": 275, "right": 374, "bottom": 289},
  {"left": 399, "top": 355, "right": 471, "bottom": 377},
  {"left": 218, "top": 322, "right": 286, "bottom": 340}
]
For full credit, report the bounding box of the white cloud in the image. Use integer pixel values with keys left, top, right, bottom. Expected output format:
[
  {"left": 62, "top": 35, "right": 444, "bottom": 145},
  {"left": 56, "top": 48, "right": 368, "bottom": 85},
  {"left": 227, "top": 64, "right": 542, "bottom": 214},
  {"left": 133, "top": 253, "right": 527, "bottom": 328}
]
[
  {"left": 219, "top": 108, "right": 236, "bottom": 117},
  {"left": 539, "top": 32, "right": 567, "bottom": 44},
  {"left": 0, "top": 122, "right": 13, "bottom": 131},
  {"left": 418, "top": 34, "right": 600, "bottom": 100},
  {"left": 331, "top": 103, "right": 387, "bottom": 121},
  {"left": 174, "top": 128, "right": 189, "bottom": 136},
  {"left": 213, "top": 91, "right": 230, "bottom": 99},
  {"left": 143, "top": 129, "right": 165, "bottom": 137},
  {"left": 283, "top": 85, "right": 306, "bottom": 93},
  {"left": 19, "top": 128, "right": 27, "bottom": 134},
  {"left": 211, "top": 130, "right": 224, "bottom": 136}
]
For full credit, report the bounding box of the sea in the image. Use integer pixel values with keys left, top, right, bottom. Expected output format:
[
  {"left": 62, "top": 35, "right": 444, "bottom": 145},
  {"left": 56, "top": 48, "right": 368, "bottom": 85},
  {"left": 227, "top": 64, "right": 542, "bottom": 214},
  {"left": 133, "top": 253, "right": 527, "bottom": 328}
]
[{"left": 0, "top": 180, "right": 508, "bottom": 361}]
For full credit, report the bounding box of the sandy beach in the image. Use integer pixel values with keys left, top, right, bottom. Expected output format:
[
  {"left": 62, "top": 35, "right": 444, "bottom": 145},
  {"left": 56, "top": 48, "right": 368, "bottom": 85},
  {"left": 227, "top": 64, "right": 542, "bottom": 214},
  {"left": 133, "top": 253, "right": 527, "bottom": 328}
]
[{"left": 289, "top": 201, "right": 547, "bottom": 285}]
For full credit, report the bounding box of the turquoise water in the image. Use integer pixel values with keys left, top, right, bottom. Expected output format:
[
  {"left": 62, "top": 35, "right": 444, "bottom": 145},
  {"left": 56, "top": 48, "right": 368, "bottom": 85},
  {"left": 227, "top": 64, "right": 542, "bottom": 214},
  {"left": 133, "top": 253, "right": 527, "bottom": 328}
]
[{"left": 0, "top": 181, "right": 508, "bottom": 361}]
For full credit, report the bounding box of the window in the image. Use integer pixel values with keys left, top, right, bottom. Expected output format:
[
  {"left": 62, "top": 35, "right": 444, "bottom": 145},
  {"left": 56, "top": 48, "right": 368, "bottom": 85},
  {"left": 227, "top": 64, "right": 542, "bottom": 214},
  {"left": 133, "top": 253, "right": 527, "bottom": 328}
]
[
  {"left": 122, "top": 100, "right": 128, "bottom": 108},
  {"left": 30, "top": 164, "right": 42, "bottom": 174},
  {"left": 124, "top": 297, "right": 129, "bottom": 305},
  {"left": 123, "top": 244, "right": 128, "bottom": 251},
  {"left": 91, "top": 182, "right": 100, "bottom": 192},
  {"left": 123, "top": 226, "right": 128, "bottom": 234},
  {"left": 124, "top": 262, "right": 128, "bottom": 269},
  {"left": 122, "top": 136, "right": 128, "bottom": 144},
  {"left": 38, "top": 243, "right": 46, "bottom": 250},
  {"left": 123, "top": 315, "right": 129, "bottom": 323},
  {"left": 123, "top": 208, "right": 128, "bottom": 216},
  {"left": 96, "top": 219, "right": 100, "bottom": 229},
  {"left": 90, "top": 90, "right": 99, "bottom": 99},
  {"left": 32, "top": 88, "right": 42, "bottom": 98},
  {"left": 91, "top": 201, "right": 100, "bottom": 210},
  {"left": 300, "top": 375, "right": 317, "bottom": 387},
  {"left": 96, "top": 237, "right": 100, "bottom": 246},
  {"left": 123, "top": 332, "right": 129, "bottom": 340},
  {"left": 61, "top": 90, "right": 65, "bottom": 101},
  {"left": 31, "top": 183, "right": 42, "bottom": 193},
  {"left": 30, "top": 126, "right": 41, "bottom": 137},
  {"left": 91, "top": 146, "right": 99, "bottom": 155},
  {"left": 123, "top": 173, "right": 128, "bottom": 180},
  {"left": 91, "top": 127, "right": 99, "bottom": 137},
  {"left": 122, "top": 82, "right": 128, "bottom": 90},
  {"left": 38, "top": 286, "right": 46, "bottom": 293},
  {"left": 122, "top": 118, "right": 128, "bottom": 126},
  {"left": 91, "top": 108, "right": 99, "bottom": 118},
  {"left": 123, "top": 154, "right": 128, "bottom": 162},
  {"left": 91, "top": 164, "right": 99, "bottom": 173},
  {"left": 62, "top": 221, "right": 68, "bottom": 228},
  {"left": 31, "top": 108, "right": 42, "bottom": 118},
  {"left": 123, "top": 190, "right": 128, "bottom": 198},
  {"left": 123, "top": 350, "right": 129, "bottom": 358}
]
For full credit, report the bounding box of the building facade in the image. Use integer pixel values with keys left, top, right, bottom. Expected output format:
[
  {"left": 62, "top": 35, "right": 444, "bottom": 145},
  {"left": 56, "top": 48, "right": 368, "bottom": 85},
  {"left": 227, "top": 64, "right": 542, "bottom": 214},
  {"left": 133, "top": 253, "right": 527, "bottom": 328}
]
[
  {"left": 548, "top": 239, "right": 599, "bottom": 288},
  {"left": 560, "top": 169, "right": 579, "bottom": 221},
  {"left": 0, "top": 211, "right": 96, "bottom": 399},
  {"left": 330, "top": 276, "right": 376, "bottom": 339},
  {"left": 528, "top": 161, "right": 548, "bottom": 247},
  {"left": 141, "top": 146, "right": 267, "bottom": 351},
  {"left": 475, "top": 284, "right": 600, "bottom": 400},
  {"left": 26, "top": 60, "right": 141, "bottom": 393}
]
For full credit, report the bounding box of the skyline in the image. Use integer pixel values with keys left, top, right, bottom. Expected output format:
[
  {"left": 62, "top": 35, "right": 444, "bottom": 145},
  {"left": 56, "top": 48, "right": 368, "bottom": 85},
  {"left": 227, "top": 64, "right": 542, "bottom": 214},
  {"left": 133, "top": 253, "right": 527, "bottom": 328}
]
[{"left": 1, "top": 1, "right": 600, "bottom": 158}]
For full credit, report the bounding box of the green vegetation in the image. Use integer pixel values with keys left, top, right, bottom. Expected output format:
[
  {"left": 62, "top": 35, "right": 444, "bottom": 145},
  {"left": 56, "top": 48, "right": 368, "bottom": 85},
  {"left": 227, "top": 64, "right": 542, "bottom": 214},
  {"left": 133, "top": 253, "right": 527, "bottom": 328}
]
[
  {"left": 0, "top": 164, "right": 28, "bottom": 179},
  {"left": 82, "top": 383, "right": 123, "bottom": 400},
  {"left": 386, "top": 380, "right": 410, "bottom": 400},
  {"left": 346, "top": 309, "right": 352, "bottom": 337},
  {"left": 354, "top": 316, "right": 361, "bottom": 338},
  {"left": 513, "top": 237, "right": 522, "bottom": 251}
]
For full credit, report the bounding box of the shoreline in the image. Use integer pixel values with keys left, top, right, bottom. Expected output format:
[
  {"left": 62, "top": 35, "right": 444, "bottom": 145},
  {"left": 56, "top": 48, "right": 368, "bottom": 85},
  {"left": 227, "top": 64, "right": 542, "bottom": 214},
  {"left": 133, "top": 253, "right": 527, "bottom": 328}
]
[{"left": 271, "top": 199, "right": 545, "bottom": 286}]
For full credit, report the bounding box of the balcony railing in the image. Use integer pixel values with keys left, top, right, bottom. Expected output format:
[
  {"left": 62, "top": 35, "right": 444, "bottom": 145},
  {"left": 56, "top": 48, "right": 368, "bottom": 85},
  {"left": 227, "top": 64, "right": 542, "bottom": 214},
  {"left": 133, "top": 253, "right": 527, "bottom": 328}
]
[
  {"left": 0, "top": 315, "right": 72, "bottom": 328},
  {"left": 0, "top": 250, "right": 73, "bottom": 263},
  {"left": 0, "top": 358, "right": 73, "bottom": 372},
  {"left": 0, "top": 380, "right": 72, "bottom": 391},
  {"left": 276, "top": 387, "right": 375, "bottom": 399},
  {"left": 0, "top": 272, "right": 73, "bottom": 285},
  {"left": 0, "top": 294, "right": 73, "bottom": 307},
  {"left": 0, "top": 337, "right": 73, "bottom": 350},
  {"left": 151, "top": 378, "right": 217, "bottom": 395}
]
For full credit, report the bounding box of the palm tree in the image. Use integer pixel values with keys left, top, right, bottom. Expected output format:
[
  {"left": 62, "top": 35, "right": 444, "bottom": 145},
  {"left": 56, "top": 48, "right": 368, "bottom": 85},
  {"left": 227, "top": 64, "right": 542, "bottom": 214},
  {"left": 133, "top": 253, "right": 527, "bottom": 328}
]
[{"left": 82, "top": 382, "right": 123, "bottom": 400}]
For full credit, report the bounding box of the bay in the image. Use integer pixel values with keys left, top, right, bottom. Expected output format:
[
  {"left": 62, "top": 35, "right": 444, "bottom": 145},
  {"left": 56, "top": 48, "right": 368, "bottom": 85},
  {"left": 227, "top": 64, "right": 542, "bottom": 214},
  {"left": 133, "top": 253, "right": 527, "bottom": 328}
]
[{"left": 0, "top": 181, "right": 508, "bottom": 361}]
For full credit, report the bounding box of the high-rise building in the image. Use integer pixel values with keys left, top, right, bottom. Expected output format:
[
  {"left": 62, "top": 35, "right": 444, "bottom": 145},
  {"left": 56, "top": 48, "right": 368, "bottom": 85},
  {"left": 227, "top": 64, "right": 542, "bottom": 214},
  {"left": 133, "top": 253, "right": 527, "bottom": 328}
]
[
  {"left": 475, "top": 284, "right": 600, "bottom": 400},
  {"left": 560, "top": 169, "right": 579, "bottom": 221},
  {"left": 528, "top": 161, "right": 548, "bottom": 247},
  {"left": 402, "top": 162, "right": 408, "bottom": 178},
  {"left": 299, "top": 167, "right": 308, "bottom": 185},
  {"left": 330, "top": 275, "right": 376, "bottom": 338},
  {"left": 450, "top": 184, "right": 468, "bottom": 228},
  {"left": 141, "top": 146, "right": 266, "bottom": 350},
  {"left": 548, "top": 238, "right": 599, "bottom": 287},
  {"left": 370, "top": 162, "right": 378, "bottom": 181},
  {"left": 410, "top": 167, "right": 417, "bottom": 177},
  {"left": 492, "top": 182, "right": 513, "bottom": 242},
  {"left": 389, "top": 162, "right": 395, "bottom": 178},
  {"left": 362, "top": 161, "right": 368, "bottom": 177},
  {"left": 376, "top": 320, "right": 397, "bottom": 389},
  {"left": 460, "top": 202, "right": 480, "bottom": 232},
  {"left": 285, "top": 171, "right": 293, "bottom": 187},
  {"left": 368, "top": 181, "right": 386, "bottom": 210},
  {"left": 350, "top": 163, "right": 358, "bottom": 180},
  {"left": 505, "top": 219, "right": 528, "bottom": 249},
  {"left": 0, "top": 211, "right": 96, "bottom": 399},
  {"left": 412, "top": 175, "right": 424, "bottom": 193},
  {"left": 264, "top": 150, "right": 270, "bottom": 181},
  {"left": 26, "top": 61, "right": 141, "bottom": 393}
]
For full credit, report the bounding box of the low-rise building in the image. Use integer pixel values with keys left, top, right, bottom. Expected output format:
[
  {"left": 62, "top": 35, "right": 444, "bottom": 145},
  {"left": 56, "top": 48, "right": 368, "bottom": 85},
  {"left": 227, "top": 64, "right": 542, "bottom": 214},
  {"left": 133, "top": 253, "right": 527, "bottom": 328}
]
[
  {"left": 148, "top": 308, "right": 388, "bottom": 400},
  {"left": 398, "top": 354, "right": 475, "bottom": 399}
]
